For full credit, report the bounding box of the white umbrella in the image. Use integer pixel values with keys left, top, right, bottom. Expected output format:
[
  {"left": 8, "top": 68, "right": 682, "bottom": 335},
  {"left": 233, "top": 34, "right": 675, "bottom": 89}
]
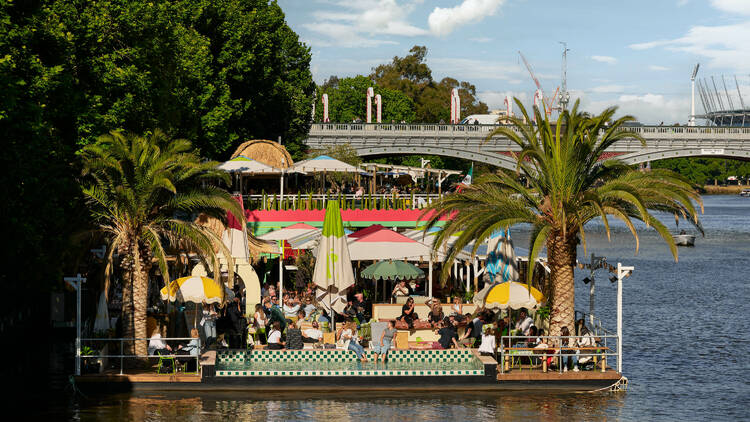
[
  {"left": 313, "top": 200, "right": 355, "bottom": 315},
  {"left": 259, "top": 223, "right": 318, "bottom": 241},
  {"left": 347, "top": 228, "right": 432, "bottom": 261},
  {"left": 218, "top": 156, "right": 281, "bottom": 174},
  {"left": 289, "top": 155, "right": 360, "bottom": 173}
]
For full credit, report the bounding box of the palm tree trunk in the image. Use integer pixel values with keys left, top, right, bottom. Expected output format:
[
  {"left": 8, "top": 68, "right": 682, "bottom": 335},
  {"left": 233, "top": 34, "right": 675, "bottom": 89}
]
[
  {"left": 120, "top": 241, "right": 136, "bottom": 356},
  {"left": 119, "top": 236, "right": 151, "bottom": 359},
  {"left": 546, "top": 230, "right": 577, "bottom": 337}
]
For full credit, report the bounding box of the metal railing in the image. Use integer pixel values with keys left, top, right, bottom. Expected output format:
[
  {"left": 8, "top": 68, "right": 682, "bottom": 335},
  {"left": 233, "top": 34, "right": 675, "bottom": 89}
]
[
  {"left": 574, "top": 310, "right": 614, "bottom": 338},
  {"left": 78, "top": 337, "right": 201, "bottom": 376},
  {"left": 244, "top": 193, "right": 442, "bottom": 211},
  {"left": 498, "top": 334, "right": 619, "bottom": 375}
]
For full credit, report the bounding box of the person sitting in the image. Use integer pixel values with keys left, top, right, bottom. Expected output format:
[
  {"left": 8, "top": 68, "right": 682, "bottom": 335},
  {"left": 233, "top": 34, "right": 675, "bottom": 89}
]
[
  {"left": 391, "top": 280, "right": 410, "bottom": 302},
  {"left": 338, "top": 321, "right": 367, "bottom": 362},
  {"left": 573, "top": 323, "right": 596, "bottom": 371},
  {"left": 295, "top": 310, "right": 307, "bottom": 329},
  {"left": 253, "top": 303, "right": 268, "bottom": 344},
  {"left": 436, "top": 317, "right": 460, "bottom": 349},
  {"left": 398, "top": 297, "right": 419, "bottom": 329},
  {"left": 427, "top": 303, "right": 445, "bottom": 327},
  {"left": 175, "top": 329, "right": 201, "bottom": 371},
  {"left": 351, "top": 291, "right": 371, "bottom": 322},
  {"left": 450, "top": 297, "right": 463, "bottom": 316},
  {"left": 302, "top": 321, "right": 323, "bottom": 343},
  {"left": 303, "top": 295, "right": 317, "bottom": 318},
  {"left": 478, "top": 326, "right": 497, "bottom": 357},
  {"left": 148, "top": 331, "right": 172, "bottom": 356},
  {"left": 283, "top": 296, "right": 301, "bottom": 321},
  {"left": 558, "top": 326, "right": 576, "bottom": 372},
  {"left": 373, "top": 320, "right": 397, "bottom": 363},
  {"left": 266, "top": 321, "right": 285, "bottom": 350},
  {"left": 515, "top": 308, "right": 535, "bottom": 336}
]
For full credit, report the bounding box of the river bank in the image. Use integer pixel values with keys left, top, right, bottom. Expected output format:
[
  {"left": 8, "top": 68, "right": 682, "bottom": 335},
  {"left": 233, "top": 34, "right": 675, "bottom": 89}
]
[{"left": 701, "top": 185, "right": 748, "bottom": 194}]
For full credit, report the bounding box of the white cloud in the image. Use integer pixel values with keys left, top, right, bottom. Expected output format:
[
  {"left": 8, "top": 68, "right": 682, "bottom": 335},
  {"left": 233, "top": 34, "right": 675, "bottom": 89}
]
[
  {"left": 649, "top": 65, "right": 670, "bottom": 71},
  {"left": 580, "top": 93, "right": 690, "bottom": 124},
  {"left": 629, "top": 2, "right": 750, "bottom": 71},
  {"left": 477, "top": 91, "right": 530, "bottom": 110},
  {"left": 304, "top": 1, "right": 427, "bottom": 47},
  {"left": 470, "top": 37, "right": 493, "bottom": 43},
  {"left": 428, "top": 0, "right": 505, "bottom": 36},
  {"left": 590, "top": 84, "right": 627, "bottom": 93},
  {"left": 591, "top": 55, "right": 617, "bottom": 64},
  {"left": 711, "top": 0, "right": 750, "bottom": 15},
  {"left": 429, "top": 57, "right": 522, "bottom": 81},
  {"left": 677, "top": 0, "right": 689, "bottom": 6}
]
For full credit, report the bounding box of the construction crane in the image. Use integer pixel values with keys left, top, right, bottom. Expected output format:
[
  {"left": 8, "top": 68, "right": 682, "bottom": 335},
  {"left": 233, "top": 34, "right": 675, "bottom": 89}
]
[{"left": 518, "top": 51, "right": 559, "bottom": 117}]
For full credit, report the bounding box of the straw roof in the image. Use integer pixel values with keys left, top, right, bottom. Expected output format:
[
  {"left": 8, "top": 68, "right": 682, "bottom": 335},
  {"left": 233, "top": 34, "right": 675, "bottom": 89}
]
[{"left": 230, "top": 139, "right": 293, "bottom": 169}]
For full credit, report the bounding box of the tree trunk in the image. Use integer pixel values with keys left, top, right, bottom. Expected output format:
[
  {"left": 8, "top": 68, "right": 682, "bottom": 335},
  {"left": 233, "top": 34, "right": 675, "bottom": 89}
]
[
  {"left": 119, "top": 236, "right": 152, "bottom": 359},
  {"left": 546, "top": 230, "right": 578, "bottom": 337}
]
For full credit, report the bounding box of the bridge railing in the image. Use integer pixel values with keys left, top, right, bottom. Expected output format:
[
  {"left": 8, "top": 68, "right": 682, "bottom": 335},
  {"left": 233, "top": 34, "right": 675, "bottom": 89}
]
[{"left": 311, "top": 123, "right": 750, "bottom": 138}]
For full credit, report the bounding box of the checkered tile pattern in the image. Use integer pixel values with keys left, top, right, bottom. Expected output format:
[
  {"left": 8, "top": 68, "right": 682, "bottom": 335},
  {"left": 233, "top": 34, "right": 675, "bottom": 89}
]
[
  {"left": 215, "top": 369, "right": 484, "bottom": 377},
  {"left": 215, "top": 349, "right": 484, "bottom": 377}
]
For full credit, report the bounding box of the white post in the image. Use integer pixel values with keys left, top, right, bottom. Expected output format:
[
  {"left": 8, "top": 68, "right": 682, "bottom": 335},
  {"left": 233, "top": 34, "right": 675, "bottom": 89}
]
[
  {"left": 322, "top": 93, "right": 329, "bottom": 122},
  {"left": 65, "top": 274, "right": 87, "bottom": 376},
  {"left": 375, "top": 94, "right": 382, "bottom": 123},
  {"left": 617, "top": 263, "right": 633, "bottom": 373},
  {"left": 280, "top": 171, "right": 284, "bottom": 206},
  {"left": 450, "top": 88, "right": 460, "bottom": 123},
  {"left": 589, "top": 253, "right": 596, "bottom": 327},
  {"left": 428, "top": 255, "right": 433, "bottom": 298},
  {"left": 465, "top": 261, "right": 470, "bottom": 292},
  {"left": 505, "top": 95, "right": 513, "bottom": 117},
  {"left": 278, "top": 242, "right": 284, "bottom": 300},
  {"left": 366, "top": 87, "right": 374, "bottom": 123}
]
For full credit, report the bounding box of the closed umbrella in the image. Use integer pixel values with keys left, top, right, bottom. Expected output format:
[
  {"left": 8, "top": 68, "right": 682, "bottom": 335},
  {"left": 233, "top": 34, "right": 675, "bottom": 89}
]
[{"left": 313, "top": 200, "right": 355, "bottom": 318}]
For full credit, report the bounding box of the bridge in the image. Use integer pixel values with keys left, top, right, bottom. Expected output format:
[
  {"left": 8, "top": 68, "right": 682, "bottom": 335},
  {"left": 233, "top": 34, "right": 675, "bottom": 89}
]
[{"left": 305, "top": 123, "right": 750, "bottom": 169}]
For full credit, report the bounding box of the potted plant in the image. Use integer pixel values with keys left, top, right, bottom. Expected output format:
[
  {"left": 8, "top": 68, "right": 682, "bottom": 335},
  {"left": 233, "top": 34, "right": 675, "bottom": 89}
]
[{"left": 80, "top": 346, "right": 101, "bottom": 374}]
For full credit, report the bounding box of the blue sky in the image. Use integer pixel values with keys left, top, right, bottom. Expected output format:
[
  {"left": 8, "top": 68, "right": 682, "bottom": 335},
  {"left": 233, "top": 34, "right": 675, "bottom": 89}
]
[{"left": 278, "top": 0, "right": 750, "bottom": 124}]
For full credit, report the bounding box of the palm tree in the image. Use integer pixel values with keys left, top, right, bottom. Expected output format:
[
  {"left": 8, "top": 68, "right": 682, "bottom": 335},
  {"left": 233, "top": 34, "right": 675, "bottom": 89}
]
[
  {"left": 424, "top": 100, "right": 703, "bottom": 335},
  {"left": 80, "top": 130, "right": 242, "bottom": 356}
]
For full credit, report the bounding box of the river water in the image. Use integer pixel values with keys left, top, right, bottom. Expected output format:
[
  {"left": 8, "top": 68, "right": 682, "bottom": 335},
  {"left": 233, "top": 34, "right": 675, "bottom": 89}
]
[{"left": 52, "top": 195, "right": 749, "bottom": 421}]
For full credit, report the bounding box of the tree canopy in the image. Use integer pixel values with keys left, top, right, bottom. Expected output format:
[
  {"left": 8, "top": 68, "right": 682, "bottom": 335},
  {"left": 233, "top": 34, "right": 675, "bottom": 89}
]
[{"left": 314, "top": 75, "right": 415, "bottom": 123}]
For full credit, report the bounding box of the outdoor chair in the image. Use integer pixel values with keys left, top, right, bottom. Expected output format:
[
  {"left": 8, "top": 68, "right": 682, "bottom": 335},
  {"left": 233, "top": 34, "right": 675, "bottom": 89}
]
[{"left": 157, "top": 355, "right": 176, "bottom": 375}]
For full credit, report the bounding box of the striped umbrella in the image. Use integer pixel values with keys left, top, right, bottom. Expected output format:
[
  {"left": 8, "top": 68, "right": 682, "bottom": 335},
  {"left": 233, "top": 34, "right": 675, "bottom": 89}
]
[
  {"left": 498, "top": 228, "right": 519, "bottom": 283},
  {"left": 483, "top": 281, "right": 544, "bottom": 310},
  {"left": 160, "top": 276, "right": 234, "bottom": 304}
]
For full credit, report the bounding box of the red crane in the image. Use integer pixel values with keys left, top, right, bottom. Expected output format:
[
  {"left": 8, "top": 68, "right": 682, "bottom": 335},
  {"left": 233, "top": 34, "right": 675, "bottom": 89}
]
[{"left": 519, "top": 51, "right": 559, "bottom": 117}]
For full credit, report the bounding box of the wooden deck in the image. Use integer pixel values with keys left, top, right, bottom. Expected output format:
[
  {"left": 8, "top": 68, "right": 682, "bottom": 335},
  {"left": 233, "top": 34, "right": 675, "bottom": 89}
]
[
  {"left": 76, "top": 370, "right": 201, "bottom": 384},
  {"left": 497, "top": 368, "right": 622, "bottom": 382}
]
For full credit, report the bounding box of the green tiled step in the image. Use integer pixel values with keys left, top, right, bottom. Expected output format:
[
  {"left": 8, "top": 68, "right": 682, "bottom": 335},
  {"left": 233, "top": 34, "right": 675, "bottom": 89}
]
[{"left": 215, "top": 369, "right": 484, "bottom": 377}]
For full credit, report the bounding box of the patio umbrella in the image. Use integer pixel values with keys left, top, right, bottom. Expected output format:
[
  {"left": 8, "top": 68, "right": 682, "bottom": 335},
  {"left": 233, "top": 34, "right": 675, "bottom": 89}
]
[
  {"left": 218, "top": 155, "right": 281, "bottom": 174},
  {"left": 160, "top": 276, "right": 234, "bottom": 304},
  {"left": 347, "top": 228, "right": 432, "bottom": 261},
  {"left": 258, "top": 223, "right": 318, "bottom": 241},
  {"left": 498, "top": 228, "right": 519, "bottom": 283},
  {"left": 361, "top": 260, "right": 425, "bottom": 303},
  {"left": 289, "top": 155, "right": 360, "bottom": 173},
  {"left": 360, "top": 260, "right": 425, "bottom": 281},
  {"left": 312, "top": 200, "right": 355, "bottom": 316},
  {"left": 483, "top": 281, "right": 544, "bottom": 310},
  {"left": 474, "top": 228, "right": 520, "bottom": 307}
]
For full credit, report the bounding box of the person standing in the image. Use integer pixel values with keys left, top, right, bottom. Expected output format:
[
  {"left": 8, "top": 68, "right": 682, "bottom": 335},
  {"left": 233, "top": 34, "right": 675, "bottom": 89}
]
[
  {"left": 227, "top": 297, "right": 246, "bottom": 348},
  {"left": 200, "top": 303, "right": 218, "bottom": 347}
]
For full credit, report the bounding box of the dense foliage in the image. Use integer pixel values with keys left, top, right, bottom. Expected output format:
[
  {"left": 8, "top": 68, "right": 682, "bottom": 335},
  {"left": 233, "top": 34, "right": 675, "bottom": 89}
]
[
  {"left": 652, "top": 157, "right": 750, "bottom": 186},
  {"left": 314, "top": 75, "right": 415, "bottom": 123},
  {"left": 0, "top": 0, "right": 312, "bottom": 385}
]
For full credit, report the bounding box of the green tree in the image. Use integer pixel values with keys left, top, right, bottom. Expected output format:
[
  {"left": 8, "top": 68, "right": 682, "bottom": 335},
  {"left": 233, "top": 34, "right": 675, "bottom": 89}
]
[
  {"left": 424, "top": 100, "right": 703, "bottom": 335},
  {"left": 371, "top": 46, "right": 489, "bottom": 122},
  {"left": 314, "top": 75, "right": 415, "bottom": 123},
  {"left": 79, "top": 130, "right": 242, "bottom": 356}
]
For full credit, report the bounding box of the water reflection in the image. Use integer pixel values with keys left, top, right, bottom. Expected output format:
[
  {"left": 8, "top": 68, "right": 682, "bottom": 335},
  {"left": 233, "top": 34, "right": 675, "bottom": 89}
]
[{"left": 70, "top": 391, "right": 626, "bottom": 422}]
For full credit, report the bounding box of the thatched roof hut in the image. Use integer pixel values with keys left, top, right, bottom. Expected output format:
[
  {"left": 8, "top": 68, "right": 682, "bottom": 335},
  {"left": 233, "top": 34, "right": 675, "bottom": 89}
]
[{"left": 231, "top": 139, "right": 293, "bottom": 169}]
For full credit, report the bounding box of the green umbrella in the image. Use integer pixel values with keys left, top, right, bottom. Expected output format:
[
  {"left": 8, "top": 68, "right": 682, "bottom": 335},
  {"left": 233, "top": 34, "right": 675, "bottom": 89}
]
[{"left": 360, "top": 260, "right": 425, "bottom": 281}]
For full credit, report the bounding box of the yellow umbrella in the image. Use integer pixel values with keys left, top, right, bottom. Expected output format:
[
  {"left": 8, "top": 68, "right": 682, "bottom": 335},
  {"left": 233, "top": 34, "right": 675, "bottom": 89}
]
[
  {"left": 160, "top": 276, "right": 234, "bottom": 304},
  {"left": 484, "top": 281, "right": 544, "bottom": 310}
]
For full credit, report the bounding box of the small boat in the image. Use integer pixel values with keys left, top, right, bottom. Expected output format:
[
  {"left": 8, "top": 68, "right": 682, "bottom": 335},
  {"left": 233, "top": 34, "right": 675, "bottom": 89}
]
[
  {"left": 673, "top": 231, "right": 695, "bottom": 247},
  {"left": 740, "top": 188, "right": 750, "bottom": 197}
]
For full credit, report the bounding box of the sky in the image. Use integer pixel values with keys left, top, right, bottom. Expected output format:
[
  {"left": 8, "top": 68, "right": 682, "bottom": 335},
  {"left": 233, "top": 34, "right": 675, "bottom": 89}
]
[{"left": 277, "top": 0, "right": 750, "bottom": 124}]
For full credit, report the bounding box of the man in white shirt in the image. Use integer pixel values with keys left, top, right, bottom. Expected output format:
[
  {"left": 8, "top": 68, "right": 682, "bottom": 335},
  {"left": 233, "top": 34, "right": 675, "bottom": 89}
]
[
  {"left": 515, "top": 308, "right": 535, "bottom": 336},
  {"left": 302, "top": 321, "right": 323, "bottom": 343},
  {"left": 283, "top": 296, "right": 301, "bottom": 319}
]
